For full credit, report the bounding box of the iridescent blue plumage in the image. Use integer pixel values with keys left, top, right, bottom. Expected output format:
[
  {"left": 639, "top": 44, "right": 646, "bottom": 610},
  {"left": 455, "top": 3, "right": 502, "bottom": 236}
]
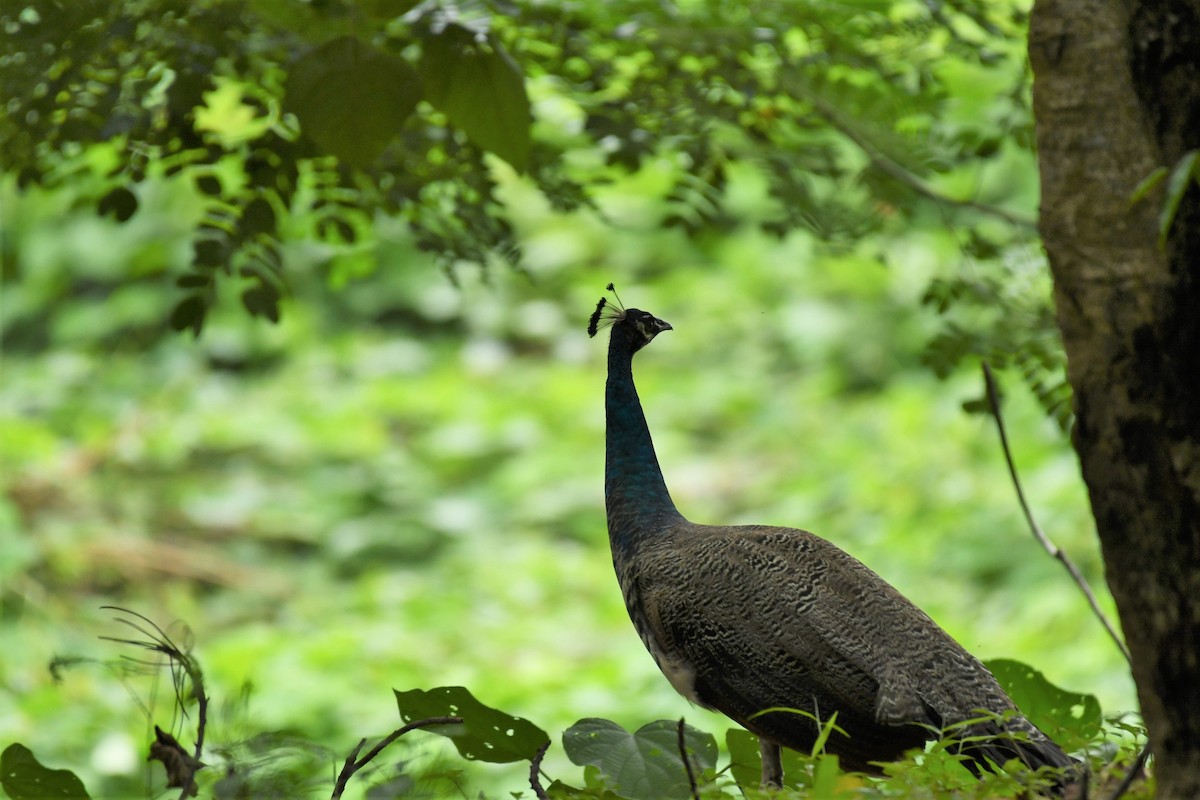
[{"left": 602, "top": 308, "right": 681, "bottom": 560}]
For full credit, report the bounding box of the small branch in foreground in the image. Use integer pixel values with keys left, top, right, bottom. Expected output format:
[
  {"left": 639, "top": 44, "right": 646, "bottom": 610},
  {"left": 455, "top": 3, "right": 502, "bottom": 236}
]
[
  {"left": 981, "top": 363, "right": 1133, "bottom": 665},
  {"left": 529, "top": 740, "right": 551, "bottom": 800},
  {"left": 331, "top": 716, "right": 464, "bottom": 800},
  {"left": 677, "top": 718, "right": 699, "bottom": 800},
  {"left": 99, "top": 606, "right": 208, "bottom": 800}
]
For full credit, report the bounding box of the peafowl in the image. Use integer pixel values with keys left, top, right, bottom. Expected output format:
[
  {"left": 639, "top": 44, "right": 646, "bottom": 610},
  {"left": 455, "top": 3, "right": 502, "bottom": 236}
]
[{"left": 589, "top": 288, "right": 1081, "bottom": 792}]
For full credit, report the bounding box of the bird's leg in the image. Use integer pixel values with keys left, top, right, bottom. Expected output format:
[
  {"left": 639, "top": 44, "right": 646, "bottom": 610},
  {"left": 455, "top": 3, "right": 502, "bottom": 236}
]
[{"left": 759, "top": 738, "right": 783, "bottom": 788}]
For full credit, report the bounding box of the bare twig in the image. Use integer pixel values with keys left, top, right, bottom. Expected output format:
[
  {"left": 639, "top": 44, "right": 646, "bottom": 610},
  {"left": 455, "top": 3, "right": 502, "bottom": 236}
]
[
  {"left": 331, "top": 738, "right": 367, "bottom": 800},
  {"left": 980, "top": 364, "right": 1132, "bottom": 665},
  {"left": 528, "top": 740, "right": 551, "bottom": 800},
  {"left": 677, "top": 718, "right": 700, "bottom": 800},
  {"left": 330, "top": 716, "right": 464, "bottom": 800},
  {"left": 100, "top": 606, "right": 208, "bottom": 799},
  {"left": 1105, "top": 742, "right": 1151, "bottom": 800}
]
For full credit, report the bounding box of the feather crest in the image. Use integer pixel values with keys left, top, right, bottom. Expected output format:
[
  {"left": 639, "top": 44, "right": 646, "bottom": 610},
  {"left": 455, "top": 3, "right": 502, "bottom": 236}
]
[{"left": 587, "top": 283, "right": 626, "bottom": 337}]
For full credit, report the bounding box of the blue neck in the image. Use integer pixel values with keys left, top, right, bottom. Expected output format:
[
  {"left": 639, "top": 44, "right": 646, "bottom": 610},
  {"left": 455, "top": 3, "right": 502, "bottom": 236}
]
[{"left": 605, "top": 338, "right": 682, "bottom": 553}]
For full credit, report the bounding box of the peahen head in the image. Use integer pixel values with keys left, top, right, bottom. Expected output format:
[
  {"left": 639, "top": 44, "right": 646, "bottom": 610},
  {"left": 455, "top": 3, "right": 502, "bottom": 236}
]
[{"left": 588, "top": 285, "right": 672, "bottom": 355}]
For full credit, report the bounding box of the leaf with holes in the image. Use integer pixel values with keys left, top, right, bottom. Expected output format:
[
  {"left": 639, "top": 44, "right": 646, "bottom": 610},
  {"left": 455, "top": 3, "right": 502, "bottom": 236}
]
[
  {"left": 419, "top": 25, "right": 530, "bottom": 172},
  {"left": 562, "top": 718, "right": 716, "bottom": 800},
  {"left": 286, "top": 36, "right": 421, "bottom": 168},
  {"left": 1, "top": 743, "right": 90, "bottom": 800},
  {"left": 985, "top": 658, "right": 1102, "bottom": 750},
  {"left": 393, "top": 686, "right": 548, "bottom": 764}
]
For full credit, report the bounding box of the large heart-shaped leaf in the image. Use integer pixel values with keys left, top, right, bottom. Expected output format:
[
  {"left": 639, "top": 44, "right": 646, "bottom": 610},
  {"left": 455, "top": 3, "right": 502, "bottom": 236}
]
[
  {"left": 286, "top": 36, "right": 421, "bottom": 168},
  {"left": 393, "top": 685, "right": 548, "bottom": 764},
  {"left": 419, "top": 25, "right": 531, "bottom": 171},
  {"left": 562, "top": 718, "right": 716, "bottom": 800}
]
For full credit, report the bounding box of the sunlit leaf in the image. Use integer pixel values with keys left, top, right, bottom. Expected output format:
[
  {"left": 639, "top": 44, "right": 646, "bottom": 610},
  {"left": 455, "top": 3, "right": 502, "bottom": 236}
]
[{"left": 194, "top": 78, "right": 272, "bottom": 145}]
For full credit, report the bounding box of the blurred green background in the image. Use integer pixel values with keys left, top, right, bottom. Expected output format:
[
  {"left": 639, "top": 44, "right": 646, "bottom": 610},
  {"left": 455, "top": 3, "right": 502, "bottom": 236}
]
[
  {"left": 0, "top": 2, "right": 1134, "bottom": 795},
  {"left": 1, "top": 163, "right": 1131, "bottom": 796}
]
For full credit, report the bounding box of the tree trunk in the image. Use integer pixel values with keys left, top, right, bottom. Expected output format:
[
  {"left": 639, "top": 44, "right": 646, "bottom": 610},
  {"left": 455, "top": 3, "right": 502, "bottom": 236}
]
[{"left": 1029, "top": 0, "right": 1200, "bottom": 795}]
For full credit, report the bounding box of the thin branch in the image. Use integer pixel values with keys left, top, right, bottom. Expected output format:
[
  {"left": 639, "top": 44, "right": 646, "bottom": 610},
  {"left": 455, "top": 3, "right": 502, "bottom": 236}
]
[
  {"left": 789, "top": 79, "right": 1038, "bottom": 230},
  {"left": 100, "top": 607, "right": 208, "bottom": 800},
  {"left": 331, "top": 738, "right": 367, "bottom": 800},
  {"left": 528, "top": 740, "right": 551, "bottom": 800},
  {"left": 677, "top": 718, "right": 699, "bottom": 800},
  {"left": 981, "top": 363, "right": 1133, "bottom": 665},
  {"left": 330, "top": 716, "right": 464, "bottom": 800}
]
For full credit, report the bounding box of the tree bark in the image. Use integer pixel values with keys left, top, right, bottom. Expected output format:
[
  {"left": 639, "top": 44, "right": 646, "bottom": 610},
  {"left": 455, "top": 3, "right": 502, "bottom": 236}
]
[{"left": 1029, "top": 0, "right": 1200, "bottom": 795}]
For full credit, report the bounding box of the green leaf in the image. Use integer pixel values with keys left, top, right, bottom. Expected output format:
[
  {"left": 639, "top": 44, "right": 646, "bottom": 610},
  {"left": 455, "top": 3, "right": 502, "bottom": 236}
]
[
  {"left": 985, "top": 658, "right": 1102, "bottom": 750},
  {"left": 393, "top": 686, "right": 548, "bottom": 764},
  {"left": 97, "top": 187, "right": 138, "bottom": 222},
  {"left": 176, "top": 273, "right": 212, "bottom": 289},
  {"left": 286, "top": 36, "right": 422, "bottom": 168},
  {"left": 562, "top": 718, "right": 716, "bottom": 800},
  {"left": 193, "top": 236, "right": 230, "bottom": 268},
  {"left": 545, "top": 778, "right": 623, "bottom": 798},
  {"left": 241, "top": 198, "right": 277, "bottom": 238},
  {"left": 242, "top": 285, "right": 281, "bottom": 323},
  {"left": 419, "top": 26, "right": 531, "bottom": 172},
  {"left": 1, "top": 743, "right": 90, "bottom": 800},
  {"left": 362, "top": 0, "right": 423, "bottom": 18},
  {"left": 169, "top": 294, "right": 208, "bottom": 337},
  {"left": 1129, "top": 165, "right": 1167, "bottom": 205},
  {"left": 1158, "top": 149, "right": 1200, "bottom": 248}
]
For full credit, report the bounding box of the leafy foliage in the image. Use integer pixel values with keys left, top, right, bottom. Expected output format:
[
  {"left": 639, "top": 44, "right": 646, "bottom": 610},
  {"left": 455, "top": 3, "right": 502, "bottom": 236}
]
[
  {"left": 0, "top": 0, "right": 1133, "bottom": 796},
  {"left": 5, "top": 642, "right": 1123, "bottom": 799},
  {"left": 1, "top": 0, "right": 1059, "bottom": 391},
  {"left": 922, "top": 263, "right": 1073, "bottom": 431},
  {"left": 2, "top": 0, "right": 1070, "bottom": 446}
]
